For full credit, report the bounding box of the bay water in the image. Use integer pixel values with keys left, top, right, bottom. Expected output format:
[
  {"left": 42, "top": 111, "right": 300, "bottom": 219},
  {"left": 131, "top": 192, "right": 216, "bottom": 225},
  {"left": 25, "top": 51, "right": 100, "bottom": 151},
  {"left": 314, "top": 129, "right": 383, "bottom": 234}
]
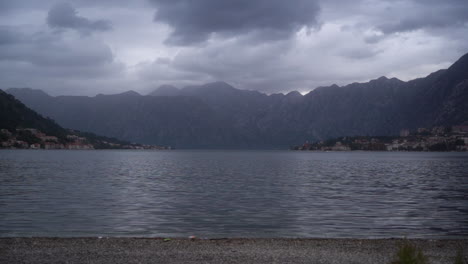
[{"left": 0, "top": 150, "right": 467, "bottom": 238}]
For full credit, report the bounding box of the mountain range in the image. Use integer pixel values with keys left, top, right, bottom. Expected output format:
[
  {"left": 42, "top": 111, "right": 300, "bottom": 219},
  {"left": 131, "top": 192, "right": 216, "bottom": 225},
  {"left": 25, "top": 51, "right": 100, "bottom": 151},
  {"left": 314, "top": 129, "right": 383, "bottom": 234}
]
[{"left": 5, "top": 52, "right": 468, "bottom": 148}]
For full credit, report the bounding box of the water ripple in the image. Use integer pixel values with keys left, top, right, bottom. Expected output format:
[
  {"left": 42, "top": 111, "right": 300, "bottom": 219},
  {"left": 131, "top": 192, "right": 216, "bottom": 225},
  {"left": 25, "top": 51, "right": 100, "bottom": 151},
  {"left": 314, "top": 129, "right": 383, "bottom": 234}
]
[{"left": 0, "top": 150, "right": 467, "bottom": 238}]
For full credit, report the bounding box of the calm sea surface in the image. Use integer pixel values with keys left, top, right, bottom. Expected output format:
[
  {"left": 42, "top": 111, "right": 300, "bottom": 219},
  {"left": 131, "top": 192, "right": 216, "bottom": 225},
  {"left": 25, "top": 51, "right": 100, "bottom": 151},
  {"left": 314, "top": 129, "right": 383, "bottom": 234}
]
[{"left": 0, "top": 150, "right": 467, "bottom": 238}]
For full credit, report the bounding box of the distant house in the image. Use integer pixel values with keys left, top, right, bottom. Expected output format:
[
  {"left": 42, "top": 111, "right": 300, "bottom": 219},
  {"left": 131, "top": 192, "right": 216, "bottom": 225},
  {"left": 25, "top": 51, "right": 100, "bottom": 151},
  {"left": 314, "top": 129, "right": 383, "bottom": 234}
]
[
  {"left": 21, "top": 128, "right": 39, "bottom": 135},
  {"left": 0, "top": 129, "right": 12, "bottom": 137},
  {"left": 43, "top": 142, "right": 56, "bottom": 149},
  {"left": 65, "top": 143, "right": 94, "bottom": 150},
  {"left": 41, "top": 136, "right": 59, "bottom": 142},
  {"left": 66, "top": 135, "right": 79, "bottom": 140},
  {"left": 386, "top": 141, "right": 401, "bottom": 151},
  {"left": 1, "top": 140, "right": 14, "bottom": 148},
  {"left": 67, "top": 135, "right": 87, "bottom": 144},
  {"left": 457, "top": 145, "right": 468, "bottom": 151},
  {"left": 30, "top": 143, "right": 41, "bottom": 149},
  {"left": 400, "top": 129, "right": 410, "bottom": 137},
  {"left": 452, "top": 126, "right": 468, "bottom": 133},
  {"left": 417, "top": 128, "right": 428, "bottom": 134},
  {"left": 431, "top": 126, "right": 445, "bottom": 135},
  {"left": 331, "top": 142, "right": 351, "bottom": 151},
  {"left": 15, "top": 140, "right": 29, "bottom": 148},
  {"left": 43, "top": 142, "right": 65, "bottom": 149}
]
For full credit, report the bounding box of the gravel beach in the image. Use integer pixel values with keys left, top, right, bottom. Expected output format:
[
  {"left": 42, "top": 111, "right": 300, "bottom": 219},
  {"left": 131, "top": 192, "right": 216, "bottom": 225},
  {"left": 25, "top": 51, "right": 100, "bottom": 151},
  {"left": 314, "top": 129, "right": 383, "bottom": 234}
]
[{"left": 1, "top": 238, "right": 467, "bottom": 264}]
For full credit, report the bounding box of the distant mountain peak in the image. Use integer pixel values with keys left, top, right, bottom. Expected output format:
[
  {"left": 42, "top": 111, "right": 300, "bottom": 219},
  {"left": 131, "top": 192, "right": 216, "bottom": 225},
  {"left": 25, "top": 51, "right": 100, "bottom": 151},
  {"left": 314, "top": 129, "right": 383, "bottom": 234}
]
[
  {"left": 367, "top": 76, "right": 389, "bottom": 84},
  {"left": 312, "top": 84, "right": 340, "bottom": 94},
  {"left": 180, "top": 81, "right": 239, "bottom": 96},
  {"left": 149, "top": 84, "right": 180, "bottom": 96},
  {"left": 118, "top": 90, "right": 140, "bottom": 96},
  {"left": 286, "top": 91, "right": 303, "bottom": 97},
  {"left": 368, "top": 76, "right": 406, "bottom": 85},
  {"left": 200, "top": 81, "right": 236, "bottom": 90}
]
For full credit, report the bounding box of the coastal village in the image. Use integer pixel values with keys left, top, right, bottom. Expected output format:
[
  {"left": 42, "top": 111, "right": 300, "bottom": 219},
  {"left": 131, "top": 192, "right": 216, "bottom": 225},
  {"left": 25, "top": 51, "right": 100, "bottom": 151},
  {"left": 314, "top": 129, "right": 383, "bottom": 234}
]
[
  {"left": 3, "top": 126, "right": 468, "bottom": 151},
  {"left": 0, "top": 128, "right": 170, "bottom": 150},
  {"left": 292, "top": 125, "right": 468, "bottom": 152}
]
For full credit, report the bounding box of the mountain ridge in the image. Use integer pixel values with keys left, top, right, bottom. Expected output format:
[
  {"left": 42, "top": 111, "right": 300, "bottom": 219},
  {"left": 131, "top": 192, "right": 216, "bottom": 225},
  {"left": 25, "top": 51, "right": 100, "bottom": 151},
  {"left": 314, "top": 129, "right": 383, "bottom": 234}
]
[{"left": 6, "top": 52, "right": 468, "bottom": 148}]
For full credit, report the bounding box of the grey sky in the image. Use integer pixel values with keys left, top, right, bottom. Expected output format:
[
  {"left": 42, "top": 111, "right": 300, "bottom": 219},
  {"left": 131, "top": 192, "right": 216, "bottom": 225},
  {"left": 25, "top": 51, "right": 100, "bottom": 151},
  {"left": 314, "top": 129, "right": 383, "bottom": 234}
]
[
  {"left": 47, "top": 2, "right": 112, "bottom": 34},
  {"left": 150, "top": 0, "right": 320, "bottom": 45},
  {"left": 0, "top": 0, "right": 467, "bottom": 95}
]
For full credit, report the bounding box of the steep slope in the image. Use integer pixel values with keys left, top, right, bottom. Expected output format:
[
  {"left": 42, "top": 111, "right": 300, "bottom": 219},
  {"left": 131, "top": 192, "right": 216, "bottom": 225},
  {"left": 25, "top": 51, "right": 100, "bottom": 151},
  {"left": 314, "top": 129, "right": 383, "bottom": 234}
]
[
  {"left": 0, "top": 89, "right": 67, "bottom": 138},
  {"left": 295, "top": 77, "right": 409, "bottom": 139},
  {"left": 412, "top": 53, "right": 468, "bottom": 127},
  {"left": 0, "top": 90, "right": 142, "bottom": 148}
]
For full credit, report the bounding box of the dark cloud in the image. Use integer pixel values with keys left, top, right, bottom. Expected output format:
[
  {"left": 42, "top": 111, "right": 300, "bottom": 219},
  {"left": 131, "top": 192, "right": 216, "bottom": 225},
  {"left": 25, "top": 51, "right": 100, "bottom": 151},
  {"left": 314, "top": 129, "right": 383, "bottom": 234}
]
[
  {"left": 0, "top": 24, "right": 124, "bottom": 95},
  {"left": 47, "top": 2, "right": 112, "bottom": 33},
  {"left": 0, "top": 26, "right": 113, "bottom": 67},
  {"left": 0, "top": 27, "right": 24, "bottom": 45},
  {"left": 377, "top": 0, "right": 468, "bottom": 34},
  {"left": 339, "top": 48, "right": 382, "bottom": 60},
  {"left": 1, "top": 0, "right": 467, "bottom": 96},
  {"left": 150, "top": 0, "right": 320, "bottom": 45},
  {"left": 0, "top": 0, "right": 48, "bottom": 13},
  {"left": 0, "top": 2, "right": 10, "bottom": 13},
  {"left": 363, "top": 34, "right": 385, "bottom": 44},
  {"left": 0, "top": 0, "right": 143, "bottom": 12}
]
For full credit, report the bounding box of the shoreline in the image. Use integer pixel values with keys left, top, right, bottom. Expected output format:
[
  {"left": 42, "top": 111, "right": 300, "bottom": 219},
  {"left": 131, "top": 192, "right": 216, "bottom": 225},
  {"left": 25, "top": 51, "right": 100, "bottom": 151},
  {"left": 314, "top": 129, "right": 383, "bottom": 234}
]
[{"left": 2, "top": 238, "right": 467, "bottom": 264}]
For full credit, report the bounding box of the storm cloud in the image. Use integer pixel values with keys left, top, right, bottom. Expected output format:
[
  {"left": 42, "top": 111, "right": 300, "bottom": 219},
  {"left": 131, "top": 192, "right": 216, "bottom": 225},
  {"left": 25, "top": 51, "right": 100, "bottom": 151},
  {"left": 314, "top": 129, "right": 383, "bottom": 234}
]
[
  {"left": 376, "top": 0, "right": 468, "bottom": 34},
  {"left": 47, "top": 2, "right": 112, "bottom": 33},
  {"left": 150, "top": 0, "right": 321, "bottom": 45},
  {"left": 0, "top": 0, "right": 467, "bottom": 95},
  {"left": 0, "top": 23, "right": 124, "bottom": 95}
]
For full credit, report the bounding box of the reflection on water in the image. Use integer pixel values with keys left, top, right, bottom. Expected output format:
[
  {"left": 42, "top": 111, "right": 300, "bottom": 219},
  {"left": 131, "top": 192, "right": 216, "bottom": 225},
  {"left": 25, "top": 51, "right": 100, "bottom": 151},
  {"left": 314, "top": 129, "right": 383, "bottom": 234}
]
[{"left": 0, "top": 150, "right": 467, "bottom": 238}]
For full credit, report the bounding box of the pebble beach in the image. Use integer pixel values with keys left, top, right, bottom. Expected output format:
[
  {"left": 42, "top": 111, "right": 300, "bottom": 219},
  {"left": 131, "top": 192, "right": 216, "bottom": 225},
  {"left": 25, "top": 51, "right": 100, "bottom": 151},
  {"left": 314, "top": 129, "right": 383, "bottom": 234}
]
[{"left": 1, "top": 238, "right": 467, "bottom": 264}]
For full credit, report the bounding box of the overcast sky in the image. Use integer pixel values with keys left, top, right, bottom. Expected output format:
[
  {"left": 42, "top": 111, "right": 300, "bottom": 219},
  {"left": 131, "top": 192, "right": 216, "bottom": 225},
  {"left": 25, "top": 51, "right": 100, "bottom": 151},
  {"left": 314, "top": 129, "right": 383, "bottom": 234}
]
[{"left": 1, "top": 0, "right": 467, "bottom": 95}]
